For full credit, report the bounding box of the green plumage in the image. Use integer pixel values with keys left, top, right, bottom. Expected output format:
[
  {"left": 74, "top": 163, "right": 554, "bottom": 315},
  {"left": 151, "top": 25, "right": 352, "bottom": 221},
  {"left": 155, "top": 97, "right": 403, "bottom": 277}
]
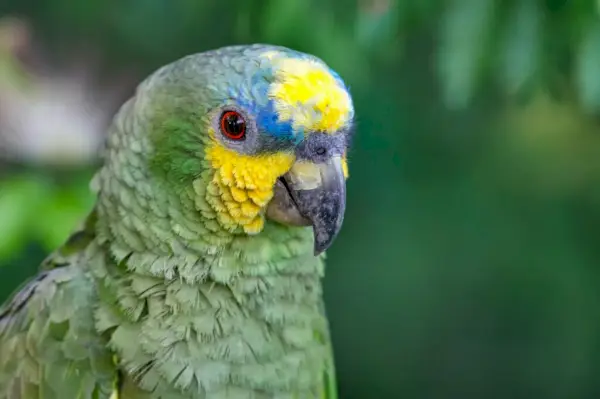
[
  {"left": 0, "top": 217, "right": 116, "bottom": 398},
  {"left": 0, "top": 44, "right": 349, "bottom": 398}
]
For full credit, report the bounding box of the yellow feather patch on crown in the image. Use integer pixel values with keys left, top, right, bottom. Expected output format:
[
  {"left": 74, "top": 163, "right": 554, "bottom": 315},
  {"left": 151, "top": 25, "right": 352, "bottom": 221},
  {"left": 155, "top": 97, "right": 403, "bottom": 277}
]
[
  {"left": 267, "top": 57, "right": 352, "bottom": 134},
  {"left": 203, "top": 138, "right": 295, "bottom": 234}
]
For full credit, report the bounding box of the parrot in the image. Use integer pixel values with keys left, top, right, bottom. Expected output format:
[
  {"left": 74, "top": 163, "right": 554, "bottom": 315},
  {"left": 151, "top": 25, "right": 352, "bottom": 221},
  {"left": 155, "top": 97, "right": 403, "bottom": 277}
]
[{"left": 0, "top": 43, "right": 354, "bottom": 398}]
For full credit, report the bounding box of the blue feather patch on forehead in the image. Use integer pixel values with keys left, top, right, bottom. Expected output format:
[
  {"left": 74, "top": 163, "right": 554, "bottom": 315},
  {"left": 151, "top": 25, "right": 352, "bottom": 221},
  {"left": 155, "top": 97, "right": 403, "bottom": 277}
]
[
  {"left": 230, "top": 66, "right": 305, "bottom": 144},
  {"left": 256, "top": 100, "right": 302, "bottom": 143}
]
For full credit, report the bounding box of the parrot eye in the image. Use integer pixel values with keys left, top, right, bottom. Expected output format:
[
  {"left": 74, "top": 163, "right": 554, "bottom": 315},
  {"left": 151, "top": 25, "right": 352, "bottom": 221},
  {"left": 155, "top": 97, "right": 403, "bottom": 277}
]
[{"left": 220, "top": 110, "right": 246, "bottom": 140}]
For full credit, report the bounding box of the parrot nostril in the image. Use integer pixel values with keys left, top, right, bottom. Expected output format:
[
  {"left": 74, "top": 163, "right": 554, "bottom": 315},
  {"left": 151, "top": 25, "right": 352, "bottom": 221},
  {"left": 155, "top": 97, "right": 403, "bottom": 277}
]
[{"left": 315, "top": 147, "right": 327, "bottom": 156}]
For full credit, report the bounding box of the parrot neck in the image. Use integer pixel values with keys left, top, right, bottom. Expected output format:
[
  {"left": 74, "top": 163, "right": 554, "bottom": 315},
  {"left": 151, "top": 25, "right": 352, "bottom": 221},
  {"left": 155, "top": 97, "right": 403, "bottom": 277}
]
[{"left": 90, "top": 220, "right": 332, "bottom": 396}]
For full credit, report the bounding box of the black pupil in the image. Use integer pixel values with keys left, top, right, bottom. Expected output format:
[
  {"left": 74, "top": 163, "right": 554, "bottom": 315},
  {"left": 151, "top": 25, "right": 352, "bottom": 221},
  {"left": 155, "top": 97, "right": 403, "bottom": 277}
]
[{"left": 226, "top": 113, "right": 245, "bottom": 136}]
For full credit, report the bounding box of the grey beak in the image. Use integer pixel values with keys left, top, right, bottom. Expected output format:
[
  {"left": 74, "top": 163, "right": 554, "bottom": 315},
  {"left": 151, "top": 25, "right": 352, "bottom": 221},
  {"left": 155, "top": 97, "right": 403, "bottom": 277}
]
[{"left": 280, "top": 156, "right": 347, "bottom": 255}]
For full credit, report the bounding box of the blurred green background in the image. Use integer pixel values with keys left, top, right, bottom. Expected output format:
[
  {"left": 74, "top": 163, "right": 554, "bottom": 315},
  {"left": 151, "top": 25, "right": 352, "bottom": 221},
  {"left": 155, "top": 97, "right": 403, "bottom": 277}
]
[{"left": 2, "top": 0, "right": 600, "bottom": 397}]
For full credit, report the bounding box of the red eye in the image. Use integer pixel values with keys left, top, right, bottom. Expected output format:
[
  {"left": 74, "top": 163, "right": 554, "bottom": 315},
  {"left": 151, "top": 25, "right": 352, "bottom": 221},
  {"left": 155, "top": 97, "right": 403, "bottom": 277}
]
[{"left": 220, "top": 111, "right": 246, "bottom": 140}]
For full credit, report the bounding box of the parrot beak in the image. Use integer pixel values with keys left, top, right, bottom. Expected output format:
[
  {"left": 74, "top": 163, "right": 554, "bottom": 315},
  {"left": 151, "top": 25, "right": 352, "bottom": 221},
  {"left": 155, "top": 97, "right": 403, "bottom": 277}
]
[{"left": 267, "top": 156, "right": 347, "bottom": 255}]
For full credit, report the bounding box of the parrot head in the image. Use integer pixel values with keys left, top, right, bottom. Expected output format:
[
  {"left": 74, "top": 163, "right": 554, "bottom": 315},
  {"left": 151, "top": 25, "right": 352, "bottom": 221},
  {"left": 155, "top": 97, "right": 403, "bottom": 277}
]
[{"left": 102, "top": 44, "right": 354, "bottom": 256}]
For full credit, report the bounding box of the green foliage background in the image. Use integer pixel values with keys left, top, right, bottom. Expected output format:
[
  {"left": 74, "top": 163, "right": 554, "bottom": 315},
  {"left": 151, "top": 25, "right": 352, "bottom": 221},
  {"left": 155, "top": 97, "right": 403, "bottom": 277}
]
[{"left": 2, "top": 0, "right": 600, "bottom": 397}]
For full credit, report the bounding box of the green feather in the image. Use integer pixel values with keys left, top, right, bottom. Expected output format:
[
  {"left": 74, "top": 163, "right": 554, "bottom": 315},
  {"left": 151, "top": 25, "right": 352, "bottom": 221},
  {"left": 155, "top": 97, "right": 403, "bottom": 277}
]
[{"left": 0, "top": 214, "right": 116, "bottom": 399}]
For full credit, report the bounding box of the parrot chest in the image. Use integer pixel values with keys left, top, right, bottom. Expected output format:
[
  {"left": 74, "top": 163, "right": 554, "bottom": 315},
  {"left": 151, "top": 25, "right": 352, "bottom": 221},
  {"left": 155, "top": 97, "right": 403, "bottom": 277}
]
[{"left": 95, "top": 253, "right": 334, "bottom": 398}]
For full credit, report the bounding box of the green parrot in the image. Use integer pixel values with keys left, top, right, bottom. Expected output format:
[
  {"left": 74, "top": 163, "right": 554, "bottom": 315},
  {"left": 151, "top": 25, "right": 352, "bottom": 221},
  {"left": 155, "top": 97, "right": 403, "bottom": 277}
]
[{"left": 0, "top": 44, "right": 354, "bottom": 398}]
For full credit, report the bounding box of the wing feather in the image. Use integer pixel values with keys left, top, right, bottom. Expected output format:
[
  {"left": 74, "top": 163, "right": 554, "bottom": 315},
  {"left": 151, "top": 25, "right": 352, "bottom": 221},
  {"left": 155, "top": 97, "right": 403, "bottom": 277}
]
[{"left": 0, "top": 214, "right": 117, "bottom": 399}]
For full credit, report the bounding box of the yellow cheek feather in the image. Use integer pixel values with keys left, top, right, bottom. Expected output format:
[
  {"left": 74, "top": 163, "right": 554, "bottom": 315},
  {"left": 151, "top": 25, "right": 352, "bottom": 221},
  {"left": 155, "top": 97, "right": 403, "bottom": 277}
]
[
  {"left": 203, "top": 139, "right": 295, "bottom": 234},
  {"left": 342, "top": 153, "right": 349, "bottom": 179},
  {"left": 267, "top": 57, "right": 352, "bottom": 134}
]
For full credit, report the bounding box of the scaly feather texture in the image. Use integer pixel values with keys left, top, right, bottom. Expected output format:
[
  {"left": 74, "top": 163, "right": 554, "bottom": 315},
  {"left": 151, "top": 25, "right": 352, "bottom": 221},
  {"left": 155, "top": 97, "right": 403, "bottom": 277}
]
[
  {"left": 0, "top": 44, "right": 350, "bottom": 398},
  {"left": 0, "top": 217, "right": 116, "bottom": 399}
]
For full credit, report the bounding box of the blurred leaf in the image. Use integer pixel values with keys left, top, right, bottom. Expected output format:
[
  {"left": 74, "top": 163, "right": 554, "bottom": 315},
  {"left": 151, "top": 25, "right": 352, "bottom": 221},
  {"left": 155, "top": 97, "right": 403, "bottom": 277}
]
[
  {"left": 576, "top": 21, "right": 600, "bottom": 113},
  {"left": 498, "top": 0, "right": 541, "bottom": 95},
  {"left": 0, "top": 19, "right": 32, "bottom": 91},
  {"left": 438, "top": 0, "right": 496, "bottom": 108},
  {"left": 110, "top": 0, "right": 179, "bottom": 53},
  {"left": 261, "top": 0, "right": 310, "bottom": 42},
  {"left": 355, "top": 0, "right": 399, "bottom": 48},
  {"left": 0, "top": 175, "right": 48, "bottom": 259},
  {"left": 48, "top": 0, "right": 107, "bottom": 33},
  {"left": 405, "top": 0, "right": 443, "bottom": 21},
  {"left": 35, "top": 180, "right": 94, "bottom": 250},
  {"left": 354, "top": 0, "right": 404, "bottom": 67}
]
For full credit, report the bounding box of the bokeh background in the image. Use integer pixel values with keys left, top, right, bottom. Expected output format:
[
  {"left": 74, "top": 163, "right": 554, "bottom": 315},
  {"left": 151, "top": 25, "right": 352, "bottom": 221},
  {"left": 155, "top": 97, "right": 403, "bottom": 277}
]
[{"left": 1, "top": 0, "right": 600, "bottom": 397}]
